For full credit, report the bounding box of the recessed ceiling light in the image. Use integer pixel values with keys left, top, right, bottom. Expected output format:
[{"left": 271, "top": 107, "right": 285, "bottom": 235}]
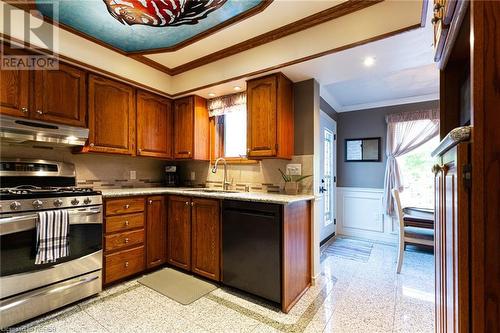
[
  {"left": 233, "top": 86, "right": 242, "bottom": 91},
  {"left": 363, "top": 56, "right": 375, "bottom": 67},
  {"left": 208, "top": 93, "right": 216, "bottom": 97}
]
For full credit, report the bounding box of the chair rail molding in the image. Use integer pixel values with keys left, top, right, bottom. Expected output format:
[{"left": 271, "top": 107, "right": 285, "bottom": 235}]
[{"left": 336, "top": 187, "right": 397, "bottom": 244}]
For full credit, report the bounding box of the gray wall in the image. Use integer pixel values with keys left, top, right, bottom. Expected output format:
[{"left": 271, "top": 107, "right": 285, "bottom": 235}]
[
  {"left": 337, "top": 100, "right": 439, "bottom": 188},
  {"left": 293, "top": 79, "right": 318, "bottom": 155},
  {"left": 320, "top": 97, "right": 338, "bottom": 121}
]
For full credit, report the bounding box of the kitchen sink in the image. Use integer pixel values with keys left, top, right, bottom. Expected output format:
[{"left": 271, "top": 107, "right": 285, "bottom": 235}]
[{"left": 184, "top": 189, "right": 240, "bottom": 194}]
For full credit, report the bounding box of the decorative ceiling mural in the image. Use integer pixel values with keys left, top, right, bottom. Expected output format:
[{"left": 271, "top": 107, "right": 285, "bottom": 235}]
[{"left": 35, "top": 0, "right": 268, "bottom": 54}]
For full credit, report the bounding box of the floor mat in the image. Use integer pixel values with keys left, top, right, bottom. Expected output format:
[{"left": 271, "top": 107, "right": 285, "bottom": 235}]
[
  {"left": 321, "top": 237, "right": 373, "bottom": 263},
  {"left": 138, "top": 268, "right": 217, "bottom": 305}
]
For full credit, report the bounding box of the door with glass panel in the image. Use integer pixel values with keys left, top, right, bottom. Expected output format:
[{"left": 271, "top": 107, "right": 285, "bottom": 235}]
[{"left": 319, "top": 111, "right": 336, "bottom": 242}]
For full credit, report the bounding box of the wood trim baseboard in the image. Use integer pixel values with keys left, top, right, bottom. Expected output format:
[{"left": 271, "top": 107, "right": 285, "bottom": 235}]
[
  {"left": 168, "top": 0, "right": 384, "bottom": 75},
  {"left": 170, "top": 23, "right": 421, "bottom": 97}
]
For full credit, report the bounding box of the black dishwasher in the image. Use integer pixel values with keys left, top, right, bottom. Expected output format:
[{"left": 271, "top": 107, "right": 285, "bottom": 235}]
[{"left": 222, "top": 200, "right": 282, "bottom": 303}]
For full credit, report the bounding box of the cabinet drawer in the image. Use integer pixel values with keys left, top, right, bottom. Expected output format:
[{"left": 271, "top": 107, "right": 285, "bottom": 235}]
[
  {"left": 105, "top": 229, "right": 144, "bottom": 252},
  {"left": 105, "top": 213, "right": 144, "bottom": 233},
  {"left": 105, "top": 246, "right": 145, "bottom": 284},
  {"left": 106, "top": 198, "right": 144, "bottom": 216}
]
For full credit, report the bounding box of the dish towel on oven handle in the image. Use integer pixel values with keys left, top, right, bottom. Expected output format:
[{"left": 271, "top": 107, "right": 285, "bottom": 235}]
[{"left": 35, "top": 210, "right": 70, "bottom": 265}]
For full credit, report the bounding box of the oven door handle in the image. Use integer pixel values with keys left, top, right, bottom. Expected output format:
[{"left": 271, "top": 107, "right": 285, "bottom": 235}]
[{"left": 0, "top": 207, "right": 102, "bottom": 236}]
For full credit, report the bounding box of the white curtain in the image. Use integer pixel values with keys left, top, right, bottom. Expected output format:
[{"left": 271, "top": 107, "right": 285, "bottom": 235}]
[{"left": 382, "top": 109, "right": 439, "bottom": 214}]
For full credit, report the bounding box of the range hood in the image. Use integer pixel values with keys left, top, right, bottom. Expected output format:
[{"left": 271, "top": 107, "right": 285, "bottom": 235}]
[{"left": 0, "top": 115, "right": 89, "bottom": 147}]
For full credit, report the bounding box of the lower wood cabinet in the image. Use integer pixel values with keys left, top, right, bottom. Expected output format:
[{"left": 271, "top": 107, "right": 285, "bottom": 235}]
[
  {"left": 191, "top": 198, "right": 220, "bottom": 281},
  {"left": 167, "top": 195, "right": 220, "bottom": 281},
  {"left": 167, "top": 195, "right": 192, "bottom": 270},
  {"left": 104, "top": 195, "right": 168, "bottom": 284},
  {"left": 146, "top": 196, "right": 167, "bottom": 269}
]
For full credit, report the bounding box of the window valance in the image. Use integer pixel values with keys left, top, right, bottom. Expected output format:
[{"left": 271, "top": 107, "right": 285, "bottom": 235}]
[
  {"left": 208, "top": 92, "right": 246, "bottom": 117},
  {"left": 386, "top": 109, "right": 439, "bottom": 123}
]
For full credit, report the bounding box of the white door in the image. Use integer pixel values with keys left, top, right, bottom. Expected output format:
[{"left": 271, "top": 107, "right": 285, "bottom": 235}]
[{"left": 319, "top": 111, "right": 337, "bottom": 242}]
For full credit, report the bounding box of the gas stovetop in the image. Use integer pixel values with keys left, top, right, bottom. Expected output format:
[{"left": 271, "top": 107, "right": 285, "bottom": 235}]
[
  {"left": 0, "top": 185, "right": 101, "bottom": 199},
  {"left": 0, "top": 186, "right": 102, "bottom": 213}
]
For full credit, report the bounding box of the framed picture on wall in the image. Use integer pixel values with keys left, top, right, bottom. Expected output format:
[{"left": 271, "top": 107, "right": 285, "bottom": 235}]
[{"left": 345, "top": 137, "right": 381, "bottom": 162}]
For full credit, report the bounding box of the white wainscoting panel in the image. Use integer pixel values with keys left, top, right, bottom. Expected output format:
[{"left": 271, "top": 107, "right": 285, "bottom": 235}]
[{"left": 337, "top": 187, "right": 397, "bottom": 244}]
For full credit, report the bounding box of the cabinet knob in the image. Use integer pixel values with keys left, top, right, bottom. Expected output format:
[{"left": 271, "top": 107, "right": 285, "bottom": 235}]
[
  {"left": 20, "top": 107, "right": 28, "bottom": 113},
  {"left": 185, "top": 201, "right": 189, "bottom": 206},
  {"left": 124, "top": 220, "right": 129, "bottom": 226},
  {"left": 190, "top": 202, "right": 195, "bottom": 207},
  {"left": 432, "top": 164, "right": 442, "bottom": 175},
  {"left": 124, "top": 238, "right": 129, "bottom": 244},
  {"left": 148, "top": 200, "right": 153, "bottom": 204},
  {"left": 124, "top": 261, "right": 129, "bottom": 268},
  {"left": 138, "top": 148, "right": 142, "bottom": 153},
  {"left": 89, "top": 143, "right": 95, "bottom": 147},
  {"left": 36, "top": 110, "right": 43, "bottom": 115},
  {"left": 124, "top": 204, "right": 130, "bottom": 209}
]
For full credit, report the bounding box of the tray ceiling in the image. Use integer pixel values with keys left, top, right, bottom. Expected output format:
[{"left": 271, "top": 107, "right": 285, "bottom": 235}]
[{"left": 36, "top": 0, "right": 269, "bottom": 53}]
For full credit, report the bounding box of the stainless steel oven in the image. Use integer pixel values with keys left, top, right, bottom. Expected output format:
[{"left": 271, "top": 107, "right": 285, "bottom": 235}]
[{"left": 0, "top": 159, "right": 103, "bottom": 328}]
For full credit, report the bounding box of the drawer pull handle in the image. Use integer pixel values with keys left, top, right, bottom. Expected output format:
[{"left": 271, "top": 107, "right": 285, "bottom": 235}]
[
  {"left": 124, "top": 204, "right": 130, "bottom": 209},
  {"left": 124, "top": 261, "right": 129, "bottom": 268},
  {"left": 124, "top": 220, "right": 129, "bottom": 226},
  {"left": 124, "top": 238, "right": 129, "bottom": 244}
]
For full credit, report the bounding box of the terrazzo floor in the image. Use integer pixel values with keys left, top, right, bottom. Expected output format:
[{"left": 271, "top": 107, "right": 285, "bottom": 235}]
[{"left": 8, "top": 237, "right": 435, "bottom": 333}]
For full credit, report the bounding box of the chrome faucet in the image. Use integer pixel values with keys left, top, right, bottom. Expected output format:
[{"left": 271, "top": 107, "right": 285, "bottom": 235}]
[{"left": 212, "top": 157, "right": 229, "bottom": 190}]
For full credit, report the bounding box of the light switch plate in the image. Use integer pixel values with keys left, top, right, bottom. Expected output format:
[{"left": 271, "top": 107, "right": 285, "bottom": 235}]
[
  {"left": 129, "top": 170, "right": 136, "bottom": 180},
  {"left": 286, "top": 164, "right": 302, "bottom": 176}
]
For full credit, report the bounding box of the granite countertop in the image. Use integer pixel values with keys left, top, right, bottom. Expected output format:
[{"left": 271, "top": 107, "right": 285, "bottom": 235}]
[{"left": 100, "top": 187, "right": 315, "bottom": 205}]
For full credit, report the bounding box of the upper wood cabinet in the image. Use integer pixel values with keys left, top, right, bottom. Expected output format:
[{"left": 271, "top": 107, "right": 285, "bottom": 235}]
[
  {"left": 146, "top": 196, "right": 167, "bottom": 269},
  {"left": 167, "top": 195, "right": 192, "bottom": 270},
  {"left": 247, "top": 73, "right": 293, "bottom": 159},
  {"left": 32, "top": 63, "right": 87, "bottom": 127},
  {"left": 191, "top": 197, "right": 220, "bottom": 281},
  {"left": 87, "top": 74, "right": 135, "bottom": 155},
  {"left": 173, "top": 95, "right": 209, "bottom": 160},
  {"left": 0, "top": 50, "right": 30, "bottom": 118},
  {"left": 136, "top": 91, "right": 173, "bottom": 159}
]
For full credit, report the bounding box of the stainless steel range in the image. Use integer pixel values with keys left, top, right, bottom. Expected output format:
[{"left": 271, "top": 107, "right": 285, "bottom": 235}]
[{"left": 0, "top": 159, "right": 103, "bottom": 329}]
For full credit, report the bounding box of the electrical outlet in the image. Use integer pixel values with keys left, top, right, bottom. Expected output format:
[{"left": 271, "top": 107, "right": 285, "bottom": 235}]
[
  {"left": 286, "top": 164, "right": 302, "bottom": 176},
  {"left": 129, "top": 170, "right": 136, "bottom": 180}
]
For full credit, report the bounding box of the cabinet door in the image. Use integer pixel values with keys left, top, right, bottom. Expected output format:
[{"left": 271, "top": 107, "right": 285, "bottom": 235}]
[
  {"left": 33, "top": 63, "right": 86, "bottom": 127},
  {"left": 0, "top": 52, "right": 29, "bottom": 117},
  {"left": 88, "top": 74, "right": 135, "bottom": 154},
  {"left": 146, "top": 196, "right": 167, "bottom": 268},
  {"left": 173, "top": 97, "right": 194, "bottom": 159},
  {"left": 247, "top": 75, "right": 277, "bottom": 158},
  {"left": 137, "top": 91, "right": 173, "bottom": 158},
  {"left": 167, "top": 195, "right": 191, "bottom": 270},
  {"left": 191, "top": 198, "right": 220, "bottom": 281}
]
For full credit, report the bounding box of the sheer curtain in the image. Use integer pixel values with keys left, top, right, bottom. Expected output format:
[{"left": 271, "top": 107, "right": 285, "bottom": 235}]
[{"left": 382, "top": 109, "right": 439, "bottom": 214}]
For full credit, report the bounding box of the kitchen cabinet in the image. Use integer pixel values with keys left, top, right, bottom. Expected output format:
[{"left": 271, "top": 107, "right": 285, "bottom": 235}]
[
  {"left": 146, "top": 196, "right": 167, "bottom": 269},
  {"left": 136, "top": 91, "right": 173, "bottom": 159},
  {"left": 167, "top": 195, "right": 192, "bottom": 270},
  {"left": 0, "top": 65, "right": 29, "bottom": 118},
  {"left": 433, "top": 140, "right": 470, "bottom": 333},
  {"left": 246, "top": 73, "right": 293, "bottom": 159},
  {"left": 191, "top": 198, "right": 220, "bottom": 281},
  {"left": 104, "top": 197, "right": 146, "bottom": 284},
  {"left": 222, "top": 199, "right": 311, "bottom": 313},
  {"left": 167, "top": 195, "right": 220, "bottom": 281},
  {"left": 86, "top": 74, "right": 135, "bottom": 155},
  {"left": 33, "top": 63, "right": 87, "bottom": 127},
  {"left": 173, "top": 95, "right": 209, "bottom": 160}
]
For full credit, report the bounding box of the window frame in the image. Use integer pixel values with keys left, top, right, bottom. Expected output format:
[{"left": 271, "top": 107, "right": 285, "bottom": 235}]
[{"left": 210, "top": 115, "right": 257, "bottom": 165}]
